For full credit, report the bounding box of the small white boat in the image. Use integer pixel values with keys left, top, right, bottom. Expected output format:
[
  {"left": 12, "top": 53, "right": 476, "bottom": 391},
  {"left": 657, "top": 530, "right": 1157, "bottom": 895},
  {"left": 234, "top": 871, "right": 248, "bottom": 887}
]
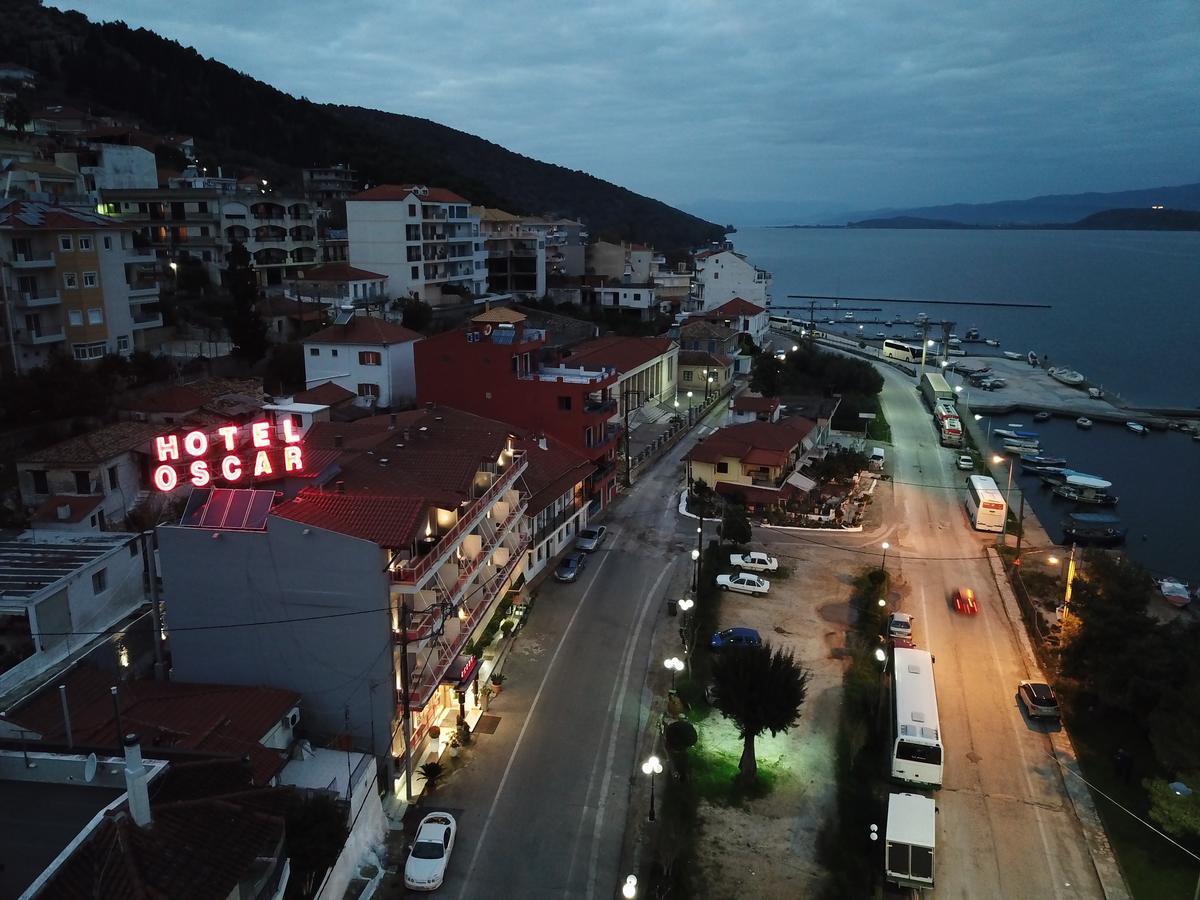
[
  {"left": 1087, "top": 387, "right": 1104, "bottom": 399},
  {"left": 1076, "top": 417, "right": 1093, "bottom": 429},
  {"left": 1048, "top": 366, "right": 1086, "bottom": 386},
  {"left": 1003, "top": 440, "right": 1041, "bottom": 454},
  {"left": 995, "top": 429, "right": 1038, "bottom": 440},
  {"left": 984, "top": 338, "right": 1001, "bottom": 347},
  {"left": 1159, "top": 579, "right": 1192, "bottom": 608},
  {"left": 1125, "top": 421, "right": 1148, "bottom": 435},
  {"left": 948, "top": 338, "right": 962, "bottom": 346},
  {"left": 1003, "top": 351, "right": 1022, "bottom": 360}
]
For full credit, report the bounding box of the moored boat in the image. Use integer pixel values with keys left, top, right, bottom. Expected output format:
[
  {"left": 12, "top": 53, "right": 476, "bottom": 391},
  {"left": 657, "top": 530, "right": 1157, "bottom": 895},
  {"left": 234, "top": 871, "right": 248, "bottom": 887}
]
[
  {"left": 1048, "top": 366, "right": 1085, "bottom": 386},
  {"left": 1020, "top": 454, "right": 1067, "bottom": 470},
  {"left": 1125, "top": 421, "right": 1148, "bottom": 435},
  {"left": 965, "top": 328, "right": 980, "bottom": 341},
  {"left": 1033, "top": 411, "right": 1052, "bottom": 422},
  {"left": 1076, "top": 417, "right": 1093, "bottom": 429},
  {"left": 984, "top": 338, "right": 1000, "bottom": 347},
  {"left": 1003, "top": 442, "right": 1040, "bottom": 456},
  {"left": 1062, "top": 512, "right": 1127, "bottom": 547},
  {"left": 994, "top": 429, "right": 1038, "bottom": 440},
  {"left": 1003, "top": 351, "right": 1022, "bottom": 360},
  {"left": 1027, "top": 351, "right": 1039, "bottom": 366},
  {"left": 1052, "top": 474, "right": 1117, "bottom": 505},
  {"left": 1158, "top": 579, "right": 1191, "bottom": 608},
  {"left": 1039, "top": 467, "right": 1100, "bottom": 486}
]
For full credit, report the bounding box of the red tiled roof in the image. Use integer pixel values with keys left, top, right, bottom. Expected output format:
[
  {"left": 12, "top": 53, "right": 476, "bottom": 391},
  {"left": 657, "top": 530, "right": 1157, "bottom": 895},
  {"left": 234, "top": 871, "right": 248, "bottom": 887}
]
[
  {"left": 563, "top": 336, "right": 676, "bottom": 375},
  {"left": 7, "top": 665, "right": 300, "bottom": 785},
  {"left": 684, "top": 418, "right": 815, "bottom": 466},
  {"left": 516, "top": 433, "right": 595, "bottom": 516},
  {"left": 732, "top": 393, "right": 780, "bottom": 413},
  {"left": 715, "top": 480, "right": 797, "bottom": 504},
  {"left": 119, "top": 385, "right": 207, "bottom": 414},
  {"left": 274, "top": 489, "right": 427, "bottom": 548},
  {"left": 350, "top": 184, "right": 471, "bottom": 204},
  {"left": 292, "top": 261, "right": 386, "bottom": 282},
  {"left": 292, "top": 381, "right": 356, "bottom": 406},
  {"left": 703, "top": 297, "right": 766, "bottom": 318},
  {"left": 20, "top": 422, "right": 162, "bottom": 465},
  {"left": 256, "top": 295, "right": 327, "bottom": 319},
  {"left": 679, "top": 320, "right": 736, "bottom": 341},
  {"left": 30, "top": 494, "right": 103, "bottom": 524},
  {"left": 0, "top": 199, "right": 124, "bottom": 231},
  {"left": 305, "top": 315, "right": 422, "bottom": 345}
]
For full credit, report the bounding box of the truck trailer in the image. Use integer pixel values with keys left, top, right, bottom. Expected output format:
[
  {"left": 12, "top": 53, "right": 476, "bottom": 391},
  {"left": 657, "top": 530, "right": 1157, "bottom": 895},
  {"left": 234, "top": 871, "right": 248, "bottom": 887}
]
[{"left": 884, "top": 792, "right": 936, "bottom": 891}]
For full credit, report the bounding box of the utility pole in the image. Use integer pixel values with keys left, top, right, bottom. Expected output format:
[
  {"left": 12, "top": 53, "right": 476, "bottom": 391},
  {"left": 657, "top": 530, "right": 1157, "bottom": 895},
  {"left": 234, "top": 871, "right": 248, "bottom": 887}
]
[
  {"left": 622, "top": 386, "right": 641, "bottom": 487},
  {"left": 398, "top": 598, "right": 413, "bottom": 802},
  {"left": 696, "top": 515, "right": 705, "bottom": 590},
  {"left": 142, "top": 531, "right": 167, "bottom": 681}
]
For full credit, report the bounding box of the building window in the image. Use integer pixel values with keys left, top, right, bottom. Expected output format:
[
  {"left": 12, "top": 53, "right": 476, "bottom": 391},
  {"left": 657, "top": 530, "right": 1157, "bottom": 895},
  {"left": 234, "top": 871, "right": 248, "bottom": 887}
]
[
  {"left": 91, "top": 569, "right": 108, "bottom": 594},
  {"left": 117, "top": 335, "right": 130, "bottom": 352},
  {"left": 557, "top": 396, "right": 572, "bottom": 411},
  {"left": 129, "top": 541, "right": 139, "bottom": 557},
  {"left": 290, "top": 414, "right": 303, "bottom": 429},
  {"left": 358, "top": 351, "right": 382, "bottom": 366},
  {"left": 83, "top": 272, "right": 98, "bottom": 288},
  {"left": 31, "top": 470, "right": 48, "bottom": 495},
  {"left": 63, "top": 272, "right": 78, "bottom": 289},
  {"left": 68, "top": 309, "right": 84, "bottom": 326},
  {"left": 683, "top": 370, "right": 693, "bottom": 382},
  {"left": 309, "top": 347, "right": 320, "bottom": 356},
  {"left": 103, "top": 236, "right": 112, "bottom": 250},
  {"left": 357, "top": 383, "right": 380, "bottom": 398},
  {"left": 74, "top": 470, "right": 91, "bottom": 493},
  {"left": 713, "top": 271, "right": 719, "bottom": 280},
  {"left": 411, "top": 266, "right": 419, "bottom": 280},
  {"left": 72, "top": 341, "right": 106, "bottom": 360},
  {"left": 331, "top": 349, "right": 338, "bottom": 357},
  {"left": 87, "top": 308, "right": 103, "bottom": 324},
  {"left": 59, "top": 234, "right": 73, "bottom": 251},
  {"left": 716, "top": 462, "right": 729, "bottom": 474},
  {"left": 79, "top": 236, "right": 94, "bottom": 251},
  {"left": 408, "top": 204, "right": 417, "bottom": 217},
  {"left": 108, "top": 465, "right": 119, "bottom": 490}
]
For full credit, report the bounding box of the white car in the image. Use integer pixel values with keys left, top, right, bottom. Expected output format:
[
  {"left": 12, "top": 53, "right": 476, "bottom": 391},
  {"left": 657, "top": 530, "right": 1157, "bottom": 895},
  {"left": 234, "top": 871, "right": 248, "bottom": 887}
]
[
  {"left": 956, "top": 455, "right": 974, "bottom": 470},
  {"left": 405, "top": 812, "right": 457, "bottom": 891},
  {"left": 575, "top": 525, "right": 607, "bottom": 552},
  {"left": 728, "top": 551, "right": 779, "bottom": 572},
  {"left": 716, "top": 572, "right": 771, "bottom": 595}
]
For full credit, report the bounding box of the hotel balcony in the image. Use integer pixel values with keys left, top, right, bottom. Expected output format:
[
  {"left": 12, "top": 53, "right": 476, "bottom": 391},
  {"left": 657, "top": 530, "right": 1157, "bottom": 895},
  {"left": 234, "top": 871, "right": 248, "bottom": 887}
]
[
  {"left": 390, "top": 450, "right": 527, "bottom": 586},
  {"left": 8, "top": 251, "right": 56, "bottom": 269},
  {"left": 19, "top": 327, "right": 65, "bottom": 345},
  {"left": 422, "top": 208, "right": 448, "bottom": 221},
  {"left": 15, "top": 290, "right": 60, "bottom": 308},
  {"left": 521, "top": 364, "right": 616, "bottom": 386}
]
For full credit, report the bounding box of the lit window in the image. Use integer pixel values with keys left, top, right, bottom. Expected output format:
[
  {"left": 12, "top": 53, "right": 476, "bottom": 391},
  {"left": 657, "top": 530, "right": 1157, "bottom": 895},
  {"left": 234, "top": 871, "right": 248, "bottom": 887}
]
[{"left": 358, "top": 351, "right": 382, "bottom": 366}]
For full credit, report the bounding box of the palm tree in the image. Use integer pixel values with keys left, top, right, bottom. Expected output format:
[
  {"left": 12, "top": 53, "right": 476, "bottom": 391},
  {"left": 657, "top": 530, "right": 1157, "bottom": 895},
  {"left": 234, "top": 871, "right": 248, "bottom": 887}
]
[{"left": 711, "top": 643, "right": 811, "bottom": 785}]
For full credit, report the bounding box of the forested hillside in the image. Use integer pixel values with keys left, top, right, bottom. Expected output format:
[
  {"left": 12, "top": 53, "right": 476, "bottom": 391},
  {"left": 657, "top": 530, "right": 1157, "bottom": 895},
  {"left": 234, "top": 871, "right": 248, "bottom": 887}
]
[{"left": 1, "top": 0, "right": 724, "bottom": 249}]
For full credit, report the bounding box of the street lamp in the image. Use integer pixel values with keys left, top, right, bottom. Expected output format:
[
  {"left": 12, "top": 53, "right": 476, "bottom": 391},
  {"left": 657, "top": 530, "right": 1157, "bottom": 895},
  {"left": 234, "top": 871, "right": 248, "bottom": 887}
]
[
  {"left": 881, "top": 541, "right": 890, "bottom": 571},
  {"left": 622, "top": 875, "right": 638, "bottom": 899},
  {"left": 974, "top": 413, "right": 992, "bottom": 442},
  {"left": 791, "top": 344, "right": 798, "bottom": 352},
  {"left": 992, "top": 454, "right": 1015, "bottom": 546},
  {"left": 678, "top": 596, "right": 694, "bottom": 657},
  {"left": 691, "top": 547, "right": 700, "bottom": 592},
  {"left": 642, "top": 755, "right": 663, "bottom": 822},
  {"left": 664, "top": 656, "right": 683, "bottom": 690}
]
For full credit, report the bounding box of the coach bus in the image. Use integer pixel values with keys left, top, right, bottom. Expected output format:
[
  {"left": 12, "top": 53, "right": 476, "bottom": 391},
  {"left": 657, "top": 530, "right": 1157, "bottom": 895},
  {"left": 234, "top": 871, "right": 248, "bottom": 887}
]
[
  {"left": 965, "top": 474, "right": 1007, "bottom": 532},
  {"left": 881, "top": 340, "right": 921, "bottom": 363},
  {"left": 891, "top": 647, "right": 944, "bottom": 788}
]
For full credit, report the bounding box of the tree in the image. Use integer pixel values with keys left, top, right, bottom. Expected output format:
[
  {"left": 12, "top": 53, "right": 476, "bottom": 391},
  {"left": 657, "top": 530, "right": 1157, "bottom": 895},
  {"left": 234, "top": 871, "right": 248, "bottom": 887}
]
[
  {"left": 1145, "top": 776, "right": 1200, "bottom": 839},
  {"left": 224, "top": 241, "right": 268, "bottom": 363},
  {"left": 721, "top": 503, "right": 752, "bottom": 546},
  {"left": 711, "top": 643, "right": 811, "bottom": 784},
  {"left": 282, "top": 791, "right": 349, "bottom": 899},
  {"left": 749, "top": 352, "right": 783, "bottom": 397},
  {"left": 3, "top": 94, "right": 31, "bottom": 134},
  {"left": 401, "top": 297, "right": 433, "bottom": 331}
]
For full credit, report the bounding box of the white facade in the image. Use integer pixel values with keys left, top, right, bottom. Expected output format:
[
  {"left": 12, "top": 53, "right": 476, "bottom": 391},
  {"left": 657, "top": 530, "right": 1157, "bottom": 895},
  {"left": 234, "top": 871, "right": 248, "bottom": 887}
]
[
  {"left": 80, "top": 144, "right": 158, "bottom": 193},
  {"left": 347, "top": 187, "right": 488, "bottom": 305},
  {"left": 694, "top": 250, "right": 772, "bottom": 309},
  {"left": 303, "top": 337, "right": 419, "bottom": 409},
  {"left": 595, "top": 284, "right": 663, "bottom": 320},
  {"left": 17, "top": 440, "right": 151, "bottom": 527}
]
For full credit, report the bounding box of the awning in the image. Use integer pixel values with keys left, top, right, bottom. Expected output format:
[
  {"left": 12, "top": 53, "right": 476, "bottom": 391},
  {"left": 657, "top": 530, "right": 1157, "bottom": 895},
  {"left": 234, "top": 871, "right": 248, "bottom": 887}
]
[{"left": 786, "top": 471, "right": 817, "bottom": 493}]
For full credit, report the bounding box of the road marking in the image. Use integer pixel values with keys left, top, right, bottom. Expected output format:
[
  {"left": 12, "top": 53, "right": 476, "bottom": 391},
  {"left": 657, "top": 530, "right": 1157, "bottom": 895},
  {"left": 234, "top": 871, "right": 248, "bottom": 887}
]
[
  {"left": 580, "top": 563, "right": 673, "bottom": 900},
  {"left": 454, "top": 529, "right": 622, "bottom": 900}
]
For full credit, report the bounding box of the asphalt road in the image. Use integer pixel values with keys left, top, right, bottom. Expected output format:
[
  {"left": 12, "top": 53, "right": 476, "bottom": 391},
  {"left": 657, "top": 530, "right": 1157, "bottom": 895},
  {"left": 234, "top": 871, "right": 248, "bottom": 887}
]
[
  {"left": 432, "top": 411, "right": 709, "bottom": 900},
  {"left": 875, "top": 364, "right": 1104, "bottom": 898}
]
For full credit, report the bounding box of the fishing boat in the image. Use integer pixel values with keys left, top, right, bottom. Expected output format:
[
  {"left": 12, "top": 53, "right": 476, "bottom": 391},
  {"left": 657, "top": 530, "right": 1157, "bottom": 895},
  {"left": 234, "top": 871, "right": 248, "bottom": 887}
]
[
  {"left": 1033, "top": 411, "right": 1052, "bottom": 422},
  {"left": 1076, "top": 417, "right": 1093, "bottom": 429},
  {"left": 1039, "top": 468, "right": 1100, "bottom": 486},
  {"left": 1158, "top": 579, "right": 1192, "bottom": 608},
  {"left": 994, "top": 429, "right": 1038, "bottom": 440},
  {"left": 1048, "top": 366, "right": 1085, "bottom": 386},
  {"left": 1052, "top": 474, "right": 1117, "bottom": 505},
  {"left": 965, "top": 328, "right": 980, "bottom": 341},
  {"left": 1125, "top": 421, "right": 1148, "bottom": 435},
  {"left": 1002, "top": 350, "right": 1022, "bottom": 360},
  {"left": 1020, "top": 454, "right": 1067, "bottom": 470},
  {"left": 1003, "top": 440, "right": 1041, "bottom": 455},
  {"left": 984, "top": 338, "right": 1001, "bottom": 347},
  {"left": 1062, "top": 512, "right": 1127, "bottom": 547}
]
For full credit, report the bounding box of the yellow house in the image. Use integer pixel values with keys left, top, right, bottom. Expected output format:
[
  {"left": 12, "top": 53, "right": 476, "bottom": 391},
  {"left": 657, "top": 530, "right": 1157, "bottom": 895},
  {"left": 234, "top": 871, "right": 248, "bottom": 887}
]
[
  {"left": 684, "top": 417, "right": 817, "bottom": 507},
  {"left": 678, "top": 350, "right": 734, "bottom": 402}
]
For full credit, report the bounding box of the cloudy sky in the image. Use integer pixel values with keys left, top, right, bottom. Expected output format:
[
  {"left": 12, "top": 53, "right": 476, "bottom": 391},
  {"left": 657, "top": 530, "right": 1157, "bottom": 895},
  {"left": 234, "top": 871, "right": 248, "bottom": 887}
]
[{"left": 49, "top": 0, "right": 1199, "bottom": 223}]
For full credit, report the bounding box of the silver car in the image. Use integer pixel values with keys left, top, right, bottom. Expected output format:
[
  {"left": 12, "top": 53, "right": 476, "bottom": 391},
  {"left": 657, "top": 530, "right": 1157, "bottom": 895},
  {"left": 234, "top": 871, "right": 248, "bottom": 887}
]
[{"left": 575, "top": 525, "right": 607, "bottom": 552}]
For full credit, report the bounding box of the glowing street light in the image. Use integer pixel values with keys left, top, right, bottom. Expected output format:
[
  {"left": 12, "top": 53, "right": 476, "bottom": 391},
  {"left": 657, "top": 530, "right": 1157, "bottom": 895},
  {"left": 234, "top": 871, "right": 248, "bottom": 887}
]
[
  {"left": 642, "top": 755, "right": 663, "bottom": 822},
  {"left": 993, "top": 453, "right": 1015, "bottom": 545},
  {"left": 881, "top": 541, "right": 890, "bottom": 571},
  {"left": 622, "top": 875, "right": 638, "bottom": 899},
  {"left": 690, "top": 547, "right": 700, "bottom": 591},
  {"left": 791, "top": 344, "right": 799, "bottom": 352},
  {"left": 664, "top": 656, "right": 684, "bottom": 690},
  {"left": 874, "top": 647, "right": 887, "bottom": 663}
]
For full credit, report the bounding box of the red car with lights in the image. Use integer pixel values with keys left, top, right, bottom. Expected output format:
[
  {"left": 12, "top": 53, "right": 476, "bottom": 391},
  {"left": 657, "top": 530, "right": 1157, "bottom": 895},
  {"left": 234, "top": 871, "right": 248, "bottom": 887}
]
[{"left": 952, "top": 586, "right": 979, "bottom": 615}]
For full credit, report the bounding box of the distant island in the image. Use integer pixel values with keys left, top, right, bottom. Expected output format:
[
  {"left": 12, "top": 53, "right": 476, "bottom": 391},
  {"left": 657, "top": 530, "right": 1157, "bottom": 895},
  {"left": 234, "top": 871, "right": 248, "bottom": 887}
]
[{"left": 845, "top": 208, "right": 1200, "bottom": 231}]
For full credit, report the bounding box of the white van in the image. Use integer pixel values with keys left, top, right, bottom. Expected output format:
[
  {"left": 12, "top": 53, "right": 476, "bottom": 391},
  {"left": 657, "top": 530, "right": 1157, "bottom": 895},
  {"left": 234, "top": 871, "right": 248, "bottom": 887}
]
[{"left": 870, "top": 447, "right": 886, "bottom": 470}]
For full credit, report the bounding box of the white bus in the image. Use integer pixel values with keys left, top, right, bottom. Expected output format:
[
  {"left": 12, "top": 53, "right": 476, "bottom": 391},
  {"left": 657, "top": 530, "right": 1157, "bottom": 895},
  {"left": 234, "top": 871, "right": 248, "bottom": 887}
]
[
  {"left": 891, "top": 647, "right": 943, "bottom": 788},
  {"left": 881, "top": 340, "right": 921, "bottom": 363},
  {"left": 965, "top": 474, "right": 1007, "bottom": 532}
]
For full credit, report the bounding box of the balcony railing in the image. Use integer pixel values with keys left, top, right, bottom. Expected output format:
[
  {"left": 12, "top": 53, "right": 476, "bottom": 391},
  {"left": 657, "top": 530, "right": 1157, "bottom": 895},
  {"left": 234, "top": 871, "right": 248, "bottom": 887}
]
[
  {"left": 9, "top": 252, "right": 55, "bottom": 269},
  {"left": 16, "top": 291, "right": 60, "bottom": 308},
  {"left": 391, "top": 451, "right": 527, "bottom": 585},
  {"left": 397, "top": 534, "right": 531, "bottom": 709},
  {"left": 585, "top": 397, "right": 617, "bottom": 416}
]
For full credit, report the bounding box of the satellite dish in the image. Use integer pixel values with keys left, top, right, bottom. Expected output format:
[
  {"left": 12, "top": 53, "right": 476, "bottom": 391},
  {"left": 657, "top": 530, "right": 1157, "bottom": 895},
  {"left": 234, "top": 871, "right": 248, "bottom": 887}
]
[{"left": 84, "top": 752, "right": 98, "bottom": 783}]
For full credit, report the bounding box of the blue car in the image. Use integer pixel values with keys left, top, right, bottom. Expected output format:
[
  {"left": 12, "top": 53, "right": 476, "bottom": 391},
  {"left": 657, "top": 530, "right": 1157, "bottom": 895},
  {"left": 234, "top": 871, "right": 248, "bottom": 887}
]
[
  {"left": 554, "top": 553, "right": 587, "bottom": 583},
  {"left": 709, "top": 627, "right": 762, "bottom": 651}
]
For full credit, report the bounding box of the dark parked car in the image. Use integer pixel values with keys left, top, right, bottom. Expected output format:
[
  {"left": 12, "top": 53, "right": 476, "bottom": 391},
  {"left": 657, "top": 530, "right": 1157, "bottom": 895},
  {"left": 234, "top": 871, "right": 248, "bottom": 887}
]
[
  {"left": 709, "top": 627, "right": 763, "bottom": 651},
  {"left": 554, "top": 553, "right": 587, "bottom": 583},
  {"left": 1018, "top": 681, "right": 1060, "bottom": 719}
]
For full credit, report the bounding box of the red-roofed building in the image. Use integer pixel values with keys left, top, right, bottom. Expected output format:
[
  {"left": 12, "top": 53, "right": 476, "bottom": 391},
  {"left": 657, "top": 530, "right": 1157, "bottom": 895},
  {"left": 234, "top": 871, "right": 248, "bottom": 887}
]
[
  {"left": 286, "top": 260, "right": 388, "bottom": 307},
  {"left": 517, "top": 432, "right": 596, "bottom": 578},
  {"left": 346, "top": 184, "right": 488, "bottom": 305},
  {"left": 158, "top": 405, "right": 530, "bottom": 800},
  {"left": 728, "top": 391, "right": 782, "bottom": 424},
  {"left": 563, "top": 335, "right": 679, "bottom": 417},
  {"left": 29, "top": 494, "right": 105, "bottom": 531},
  {"left": 414, "top": 308, "right": 622, "bottom": 507},
  {"left": 689, "top": 296, "right": 772, "bottom": 371},
  {"left": 684, "top": 417, "right": 817, "bottom": 507},
  {"left": 302, "top": 308, "right": 424, "bottom": 409},
  {"left": 693, "top": 248, "right": 772, "bottom": 312}
]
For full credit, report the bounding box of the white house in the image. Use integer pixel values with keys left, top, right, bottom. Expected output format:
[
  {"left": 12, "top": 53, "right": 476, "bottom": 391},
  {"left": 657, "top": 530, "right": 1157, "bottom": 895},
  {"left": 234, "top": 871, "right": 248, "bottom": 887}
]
[
  {"left": 593, "top": 283, "right": 663, "bottom": 320},
  {"left": 694, "top": 297, "right": 772, "bottom": 370},
  {"left": 302, "top": 309, "right": 423, "bottom": 409},
  {"left": 346, "top": 184, "right": 488, "bottom": 305},
  {"left": 693, "top": 248, "right": 772, "bottom": 310}
]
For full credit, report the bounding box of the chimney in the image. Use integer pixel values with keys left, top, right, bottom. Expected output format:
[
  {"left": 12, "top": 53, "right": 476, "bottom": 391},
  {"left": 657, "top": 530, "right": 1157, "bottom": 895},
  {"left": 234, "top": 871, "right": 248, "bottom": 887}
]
[
  {"left": 537, "top": 436, "right": 548, "bottom": 451},
  {"left": 389, "top": 413, "right": 397, "bottom": 429},
  {"left": 123, "top": 733, "right": 152, "bottom": 827},
  {"left": 56, "top": 503, "right": 72, "bottom": 521},
  {"left": 335, "top": 480, "right": 346, "bottom": 494},
  {"left": 334, "top": 434, "right": 344, "bottom": 448}
]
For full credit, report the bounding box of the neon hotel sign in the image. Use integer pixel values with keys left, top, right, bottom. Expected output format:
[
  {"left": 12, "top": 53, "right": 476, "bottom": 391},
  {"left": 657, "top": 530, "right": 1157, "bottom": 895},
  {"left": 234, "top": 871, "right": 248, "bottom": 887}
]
[{"left": 152, "top": 420, "right": 304, "bottom": 491}]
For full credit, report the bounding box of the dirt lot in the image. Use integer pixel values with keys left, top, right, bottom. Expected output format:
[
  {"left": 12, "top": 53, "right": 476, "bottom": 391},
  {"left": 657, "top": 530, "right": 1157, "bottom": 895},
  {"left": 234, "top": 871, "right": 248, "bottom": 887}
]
[{"left": 689, "top": 531, "right": 870, "bottom": 898}]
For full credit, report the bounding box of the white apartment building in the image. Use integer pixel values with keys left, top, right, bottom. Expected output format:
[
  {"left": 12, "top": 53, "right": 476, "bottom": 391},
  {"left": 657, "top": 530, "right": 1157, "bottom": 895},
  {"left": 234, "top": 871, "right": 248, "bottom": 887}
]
[
  {"left": 0, "top": 200, "right": 163, "bottom": 374},
  {"left": 303, "top": 308, "right": 423, "bottom": 409},
  {"left": 593, "top": 283, "right": 663, "bottom": 321},
  {"left": 347, "top": 185, "right": 487, "bottom": 305},
  {"left": 693, "top": 248, "right": 772, "bottom": 310}
]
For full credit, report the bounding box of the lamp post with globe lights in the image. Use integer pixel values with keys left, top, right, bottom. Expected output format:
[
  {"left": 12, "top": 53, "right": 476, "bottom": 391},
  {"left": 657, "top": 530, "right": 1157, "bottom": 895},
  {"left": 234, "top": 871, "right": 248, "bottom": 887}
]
[
  {"left": 622, "top": 875, "right": 638, "bottom": 899},
  {"left": 642, "top": 755, "right": 663, "bottom": 822},
  {"left": 881, "top": 541, "right": 890, "bottom": 572},
  {"left": 664, "top": 656, "right": 684, "bottom": 691},
  {"left": 677, "top": 596, "right": 694, "bottom": 658},
  {"left": 992, "top": 454, "right": 1015, "bottom": 546}
]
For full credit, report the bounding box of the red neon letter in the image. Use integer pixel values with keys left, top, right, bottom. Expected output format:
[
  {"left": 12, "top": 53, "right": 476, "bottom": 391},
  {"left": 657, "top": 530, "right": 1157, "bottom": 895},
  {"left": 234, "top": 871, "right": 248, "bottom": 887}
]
[
  {"left": 153, "top": 464, "right": 178, "bottom": 491},
  {"left": 251, "top": 421, "right": 271, "bottom": 448},
  {"left": 183, "top": 430, "right": 208, "bottom": 457},
  {"left": 221, "top": 455, "right": 242, "bottom": 482},
  {"left": 189, "top": 460, "right": 211, "bottom": 488},
  {"left": 155, "top": 435, "right": 179, "bottom": 462},
  {"left": 283, "top": 446, "right": 304, "bottom": 472},
  {"left": 253, "top": 450, "right": 273, "bottom": 477},
  {"left": 217, "top": 425, "right": 239, "bottom": 451},
  {"left": 282, "top": 418, "right": 301, "bottom": 443}
]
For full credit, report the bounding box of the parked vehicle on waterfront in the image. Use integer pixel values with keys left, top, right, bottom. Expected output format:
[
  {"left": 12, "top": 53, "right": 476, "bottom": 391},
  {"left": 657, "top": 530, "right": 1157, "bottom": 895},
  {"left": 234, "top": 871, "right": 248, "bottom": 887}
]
[
  {"left": 709, "top": 627, "right": 763, "bottom": 650},
  {"left": 728, "top": 551, "right": 779, "bottom": 572},
  {"left": 404, "top": 812, "right": 458, "bottom": 891},
  {"left": 919, "top": 372, "right": 955, "bottom": 410},
  {"left": 965, "top": 475, "right": 1006, "bottom": 532},
  {"left": 890, "top": 647, "right": 944, "bottom": 788},
  {"left": 883, "top": 792, "right": 936, "bottom": 892},
  {"left": 1017, "top": 681, "right": 1061, "bottom": 719},
  {"left": 575, "top": 525, "right": 607, "bottom": 552},
  {"left": 882, "top": 340, "right": 921, "bottom": 363},
  {"left": 716, "top": 572, "right": 770, "bottom": 595},
  {"left": 956, "top": 454, "right": 974, "bottom": 471},
  {"left": 939, "top": 418, "right": 964, "bottom": 447},
  {"left": 887, "top": 612, "right": 915, "bottom": 641}
]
